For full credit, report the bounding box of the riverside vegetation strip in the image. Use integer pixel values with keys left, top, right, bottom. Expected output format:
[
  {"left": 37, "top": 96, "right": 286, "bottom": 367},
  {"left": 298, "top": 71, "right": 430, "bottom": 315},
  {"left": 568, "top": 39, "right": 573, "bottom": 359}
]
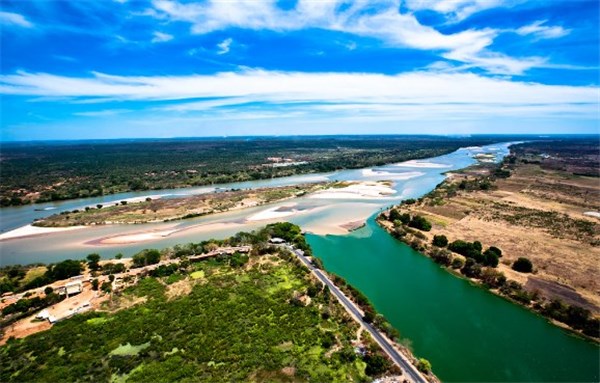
[
  {"left": 0, "top": 135, "right": 509, "bottom": 207},
  {"left": 377, "top": 139, "right": 600, "bottom": 340},
  {"left": 0, "top": 223, "right": 436, "bottom": 382}
]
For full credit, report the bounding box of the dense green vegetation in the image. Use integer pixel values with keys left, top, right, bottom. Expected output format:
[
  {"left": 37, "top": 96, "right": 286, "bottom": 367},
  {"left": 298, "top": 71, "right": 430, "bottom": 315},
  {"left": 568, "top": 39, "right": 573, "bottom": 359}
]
[
  {"left": 1, "top": 136, "right": 505, "bottom": 206},
  {"left": 0, "top": 260, "right": 84, "bottom": 294},
  {"left": 1, "top": 223, "right": 407, "bottom": 381}
]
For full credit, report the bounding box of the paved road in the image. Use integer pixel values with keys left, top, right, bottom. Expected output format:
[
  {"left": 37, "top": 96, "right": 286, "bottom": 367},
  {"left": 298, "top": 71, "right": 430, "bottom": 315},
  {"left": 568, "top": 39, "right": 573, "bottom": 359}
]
[{"left": 287, "top": 246, "right": 428, "bottom": 383}]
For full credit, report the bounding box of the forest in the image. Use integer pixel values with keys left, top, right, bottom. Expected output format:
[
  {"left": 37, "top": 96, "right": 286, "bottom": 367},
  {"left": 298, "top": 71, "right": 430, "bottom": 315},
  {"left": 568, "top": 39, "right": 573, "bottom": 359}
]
[{"left": 0, "top": 135, "right": 510, "bottom": 206}]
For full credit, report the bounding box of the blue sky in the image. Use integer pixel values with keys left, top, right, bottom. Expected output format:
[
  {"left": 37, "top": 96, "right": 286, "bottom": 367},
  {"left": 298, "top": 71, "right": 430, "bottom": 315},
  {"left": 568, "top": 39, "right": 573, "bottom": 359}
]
[{"left": 0, "top": 0, "right": 598, "bottom": 141}]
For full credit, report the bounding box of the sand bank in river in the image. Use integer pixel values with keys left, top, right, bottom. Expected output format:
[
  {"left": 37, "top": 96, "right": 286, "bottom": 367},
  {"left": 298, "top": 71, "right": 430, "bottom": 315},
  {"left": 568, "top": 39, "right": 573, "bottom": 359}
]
[
  {"left": 247, "top": 205, "right": 299, "bottom": 221},
  {"left": 245, "top": 203, "right": 322, "bottom": 222},
  {"left": 0, "top": 224, "right": 87, "bottom": 241},
  {"left": 308, "top": 181, "right": 395, "bottom": 199},
  {"left": 85, "top": 222, "right": 244, "bottom": 246},
  {"left": 393, "top": 160, "right": 452, "bottom": 168}
]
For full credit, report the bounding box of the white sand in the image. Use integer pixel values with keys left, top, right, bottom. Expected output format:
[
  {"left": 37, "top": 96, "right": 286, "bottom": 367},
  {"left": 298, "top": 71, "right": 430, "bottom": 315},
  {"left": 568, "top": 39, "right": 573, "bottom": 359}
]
[
  {"left": 584, "top": 211, "right": 600, "bottom": 218},
  {"left": 309, "top": 181, "right": 395, "bottom": 200},
  {"left": 90, "top": 221, "right": 244, "bottom": 246},
  {"left": 362, "top": 169, "right": 395, "bottom": 177},
  {"left": 97, "top": 229, "right": 179, "bottom": 245},
  {"left": 393, "top": 160, "right": 451, "bottom": 169},
  {"left": 0, "top": 224, "right": 87, "bottom": 241},
  {"left": 247, "top": 205, "right": 301, "bottom": 221},
  {"left": 96, "top": 194, "right": 167, "bottom": 208}
]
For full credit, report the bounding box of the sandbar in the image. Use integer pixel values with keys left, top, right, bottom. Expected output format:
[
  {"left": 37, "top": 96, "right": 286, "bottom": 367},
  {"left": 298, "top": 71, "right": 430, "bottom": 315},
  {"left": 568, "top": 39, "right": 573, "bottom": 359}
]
[
  {"left": 85, "top": 221, "right": 243, "bottom": 246},
  {"left": 308, "top": 181, "right": 395, "bottom": 199},
  {"left": 0, "top": 224, "right": 87, "bottom": 241},
  {"left": 393, "top": 160, "right": 451, "bottom": 169}
]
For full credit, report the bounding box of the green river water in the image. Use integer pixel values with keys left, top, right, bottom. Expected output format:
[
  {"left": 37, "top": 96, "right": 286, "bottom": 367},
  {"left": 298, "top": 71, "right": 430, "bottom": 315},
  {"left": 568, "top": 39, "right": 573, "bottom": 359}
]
[{"left": 308, "top": 218, "right": 600, "bottom": 382}]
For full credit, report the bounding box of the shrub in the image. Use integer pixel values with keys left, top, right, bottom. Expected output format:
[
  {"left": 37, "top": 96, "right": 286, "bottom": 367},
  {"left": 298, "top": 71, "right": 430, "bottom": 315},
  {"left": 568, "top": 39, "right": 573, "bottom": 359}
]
[
  {"left": 512, "top": 257, "right": 533, "bottom": 273},
  {"left": 483, "top": 251, "right": 499, "bottom": 267},
  {"left": 408, "top": 215, "right": 432, "bottom": 231},
  {"left": 388, "top": 208, "right": 402, "bottom": 222},
  {"left": 432, "top": 234, "right": 448, "bottom": 247},
  {"left": 417, "top": 358, "right": 432, "bottom": 374},
  {"left": 399, "top": 213, "right": 411, "bottom": 224},
  {"left": 431, "top": 249, "right": 452, "bottom": 266},
  {"left": 461, "top": 258, "right": 482, "bottom": 278},
  {"left": 364, "top": 354, "right": 391, "bottom": 376},
  {"left": 451, "top": 258, "right": 464, "bottom": 269},
  {"left": 487, "top": 246, "right": 502, "bottom": 257},
  {"left": 448, "top": 240, "right": 481, "bottom": 259},
  {"left": 132, "top": 249, "right": 161, "bottom": 268}
]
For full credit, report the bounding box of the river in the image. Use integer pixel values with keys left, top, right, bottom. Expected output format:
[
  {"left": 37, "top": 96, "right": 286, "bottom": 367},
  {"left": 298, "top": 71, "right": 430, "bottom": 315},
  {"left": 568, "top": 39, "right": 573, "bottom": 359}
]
[{"left": 0, "top": 142, "right": 598, "bottom": 381}]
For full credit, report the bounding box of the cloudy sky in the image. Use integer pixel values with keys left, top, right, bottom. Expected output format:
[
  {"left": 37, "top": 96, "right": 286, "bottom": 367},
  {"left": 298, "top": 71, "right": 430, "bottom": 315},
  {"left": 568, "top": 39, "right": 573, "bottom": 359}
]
[{"left": 0, "top": 0, "right": 598, "bottom": 141}]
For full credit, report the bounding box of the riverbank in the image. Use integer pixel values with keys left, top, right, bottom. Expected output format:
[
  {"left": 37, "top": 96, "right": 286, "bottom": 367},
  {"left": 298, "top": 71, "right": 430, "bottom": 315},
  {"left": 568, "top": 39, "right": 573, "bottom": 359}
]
[{"left": 376, "top": 143, "right": 600, "bottom": 341}]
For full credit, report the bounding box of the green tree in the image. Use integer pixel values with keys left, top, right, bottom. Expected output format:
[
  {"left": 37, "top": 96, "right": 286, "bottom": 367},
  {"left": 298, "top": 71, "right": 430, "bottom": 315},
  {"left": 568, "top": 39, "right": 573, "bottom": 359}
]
[
  {"left": 46, "top": 260, "right": 83, "bottom": 281},
  {"left": 512, "top": 257, "right": 533, "bottom": 273},
  {"left": 388, "top": 208, "right": 402, "bottom": 222},
  {"left": 363, "top": 354, "right": 391, "bottom": 376},
  {"left": 483, "top": 251, "right": 499, "bottom": 267},
  {"left": 86, "top": 253, "right": 101, "bottom": 272},
  {"left": 417, "top": 358, "right": 432, "bottom": 374},
  {"left": 408, "top": 215, "right": 432, "bottom": 231},
  {"left": 432, "top": 234, "right": 448, "bottom": 247},
  {"left": 132, "top": 249, "right": 161, "bottom": 268},
  {"left": 486, "top": 246, "right": 502, "bottom": 257}
]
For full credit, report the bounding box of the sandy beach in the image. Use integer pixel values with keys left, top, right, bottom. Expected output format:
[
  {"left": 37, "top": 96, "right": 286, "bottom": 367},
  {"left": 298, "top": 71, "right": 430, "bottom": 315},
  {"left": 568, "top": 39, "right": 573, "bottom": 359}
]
[
  {"left": 393, "top": 160, "right": 452, "bottom": 168},
  {"left": 308, "top": 181, "right": 396, "bottom": 199},
  {"left": 247, "top": 204, "right": 301, "bottom": 221},
  {"left": 0, "top": 224, "right": 87, "bottom": 241},
  {"left": 85, "top": 221, "right": 244, "bottom": 246}
]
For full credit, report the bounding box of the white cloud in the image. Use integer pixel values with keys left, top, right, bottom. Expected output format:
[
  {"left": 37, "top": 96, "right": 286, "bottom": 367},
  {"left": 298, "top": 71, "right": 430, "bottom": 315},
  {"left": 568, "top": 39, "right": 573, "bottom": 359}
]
[
  {"left": 0, "top": 11, "right": 34, "bottom": 28},
  {"left": 216, "top": 38, "right": 233, "bottom": 54},
  {"left": 151, "top": 31, "right": 174, "bottom": 43},
  {"left": 74, "top": 109, "right": 131, "bottom": 117},
  {"left": 143, "top": 0, "right": 537, "bottom": 75},
  {"left": 0, "top": 70, "right": 596, "bottom": 123},
  {"left": 404, "top": 0, "right": 507, "bottom": 21},
  {"left": 516, "top": 20, "right": 570, "bottom": 39}
]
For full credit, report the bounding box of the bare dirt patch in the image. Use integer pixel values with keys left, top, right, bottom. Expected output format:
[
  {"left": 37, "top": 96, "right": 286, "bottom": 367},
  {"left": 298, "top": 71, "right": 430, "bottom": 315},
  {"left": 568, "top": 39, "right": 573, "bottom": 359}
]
[{"left": 165, "top": 279, "right": 194, "bottom": 300}]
